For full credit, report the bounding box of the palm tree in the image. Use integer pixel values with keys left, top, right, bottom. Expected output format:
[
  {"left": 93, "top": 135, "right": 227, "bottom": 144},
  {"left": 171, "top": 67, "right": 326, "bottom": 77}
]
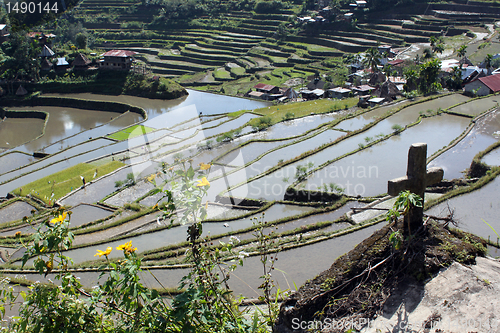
[
  {"left": 363, "top": 47, "right": 381, "bottom": 73},
  {"left": 434, "top": 44, "right": 445, "bottom": 55},
  {"left": 484, "top": 54, "right": 493, "bottom": 73},
  {"left": 457, "top": 45, "right": 467, "bottom": 59}
]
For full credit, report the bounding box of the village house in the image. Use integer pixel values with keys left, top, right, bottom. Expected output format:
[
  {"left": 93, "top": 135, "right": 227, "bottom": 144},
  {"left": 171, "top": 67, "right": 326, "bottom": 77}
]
[
  {"left": 0, "top": 24, "right": 10, "bottom": 42},
  {"left": 72, "top": 53, "right": 92, "bottom": 70},
  {"left": 464, "top": 74, "right": 500, "bottom": 96},
  {"left": 253, "top": 83, "right": 280, "bottom": 94},
  {"left": 39, "top": 45, "right": 55, "bottom": 58},
  {"left": 55, "top": 57, "right": 70, "bottom": 71},
  {"left": 28, "top": 32, "right": 56, "bottom": 48},
  {"left": 99, "top": 50, "right": 137, "bottom": 70},
  {"left": 328, "top": 87, "right": 351, "bottom": 99},
  {"left": 352, "top": 84, "right": 375, "bottom": 95}
]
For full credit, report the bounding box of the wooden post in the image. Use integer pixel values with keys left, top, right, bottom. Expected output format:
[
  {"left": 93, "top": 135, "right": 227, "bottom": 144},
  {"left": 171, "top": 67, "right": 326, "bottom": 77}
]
[{"left": 388, "top": 143, "right": 444, "bottom": 233}]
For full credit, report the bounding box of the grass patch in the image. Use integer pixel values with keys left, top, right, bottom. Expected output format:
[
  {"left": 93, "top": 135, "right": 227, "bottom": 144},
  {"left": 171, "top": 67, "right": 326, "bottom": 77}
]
[
  {"left": 248, "top": 98, "right": 358, "bottom": 127},
  {"left": 12, "top": 161, "right": 125, "bottom": 204},
  {"left": 213, "top": 68, "right": 232, "bottom": 79},
  {"left": 107, "top": 125, "right": 156, "bottom": 141}
]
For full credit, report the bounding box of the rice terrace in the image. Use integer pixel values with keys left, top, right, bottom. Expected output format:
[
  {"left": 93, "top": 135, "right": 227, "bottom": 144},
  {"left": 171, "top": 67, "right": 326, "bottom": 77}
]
[{"left": 1, "top": 0, "right": 500, "bottom": 331}]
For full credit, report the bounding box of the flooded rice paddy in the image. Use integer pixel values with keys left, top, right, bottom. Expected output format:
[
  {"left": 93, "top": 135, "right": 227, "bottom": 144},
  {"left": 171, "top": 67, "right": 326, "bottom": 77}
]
[{"left": 2, "top": 91, "right": 500, "bottom": 299}]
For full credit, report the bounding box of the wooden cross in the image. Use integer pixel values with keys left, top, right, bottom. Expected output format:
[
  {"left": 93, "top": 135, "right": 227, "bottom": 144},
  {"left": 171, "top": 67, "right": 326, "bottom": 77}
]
[{"left": 388, "top": 143, "right": 443, "bottom": 232}]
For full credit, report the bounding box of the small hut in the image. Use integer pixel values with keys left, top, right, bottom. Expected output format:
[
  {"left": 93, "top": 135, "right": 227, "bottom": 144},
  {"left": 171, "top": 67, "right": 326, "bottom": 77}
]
[
  {"left": 459, "top": 56, "right": 473, "bottom": 67},
  {"left": 55, "top": 57, "right": 70, "bottom": 70},
  {"left": 380, "top": 80, "right": 401, "bottom": 101},
  {"left": 368, "top": 72, "right": 386, "bottom": 86},
  {"left": 284, "top": 87, "right": 299, "bottom": 101},
  {"left": 39, "top": 44, "right": 55, "bottom": 58},
  {"left": 16, "top": 85, "right": 27, "bottom": 96},
  {"left": 72, "top": 53, "right": 91, "bottom": 70},
  {"left": 41, "top": 58, "right": 53, "bottom": 71}
]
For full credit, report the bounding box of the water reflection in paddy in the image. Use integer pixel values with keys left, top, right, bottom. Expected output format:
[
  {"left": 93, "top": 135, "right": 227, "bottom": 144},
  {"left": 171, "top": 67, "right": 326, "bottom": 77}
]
[
  {"left": 426, "top": 176, "right": 500, "bottom": 241},
  {"left": 0, "top": 118, "right": 45, "bottom": 149},
  {"left": 305, "top": 114, "right": 471, "bottom": 197},
  {"left": 447, "top": 95, "right": 500, "bottom": 116},
  {"left": 5, "top": 106, "right": 135, "bottom": 153},
  {"left": 47, "top": 90, "right": 270, "bottom": 125},
  {"left": 54, "top": 203, "right": 314, "bottom": 264},
  {"left": 0, "top": 201, "right": 37, "bottom": 224},
  {"left": 429, "top": 110, "right": 500, "bottom": 179},
  {"left": 482, "top": 146, "right": 500, "bottom": 166},
  {"left": 15, "top": 222, "right": 382, "bottom": 298},
  {"left": 0, "top": 152, "right": 37, "bottom": 175}
]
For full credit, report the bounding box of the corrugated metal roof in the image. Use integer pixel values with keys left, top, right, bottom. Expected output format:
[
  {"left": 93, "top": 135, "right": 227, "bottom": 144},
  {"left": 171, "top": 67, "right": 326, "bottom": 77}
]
[
  {"left": 56, "top": 57, "right": 69, "bottom": 66},
  {"left": 101, "top": 50, "right": 138, "bottom": 57},
  {"left": 253, "top": 83, "right": 276, "bottom": 91},
  {"left": 478, "top": 74, "right": 500, "bottom": 92}
]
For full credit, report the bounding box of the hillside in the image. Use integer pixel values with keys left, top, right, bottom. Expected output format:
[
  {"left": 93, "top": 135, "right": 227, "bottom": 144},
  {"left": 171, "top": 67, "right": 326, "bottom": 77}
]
[{"left": 40, "top": 0, "right": 500, "bottom": 95}]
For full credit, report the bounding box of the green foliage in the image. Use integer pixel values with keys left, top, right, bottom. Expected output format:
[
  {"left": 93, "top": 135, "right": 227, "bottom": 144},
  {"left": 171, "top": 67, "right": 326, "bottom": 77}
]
[
  {"left": 391, "top": 124, "right": 403, "bottom": 133},
  {"left": 283, "top": 112, "right": 295, "bottom": 121},
  {"left": 1, "top": 161, "right": 276, "bottom": 332},
  {"left": 75, "top": 33, "right": 88, "bottom": 50},
  {"left": 254, "top": 0, "right": 290, "bottom": 13},
  {"left": 386, "top": 190, "right": 423, "bottom": 223},
  {"left": 252, "top": 116, "right": 273, "bottom": 131},
  {"left": 294, "top": 161, "right": 314, "bottom": 181},
  {"left": 418, "top": 58, "right": 441, "bottom": 95}
]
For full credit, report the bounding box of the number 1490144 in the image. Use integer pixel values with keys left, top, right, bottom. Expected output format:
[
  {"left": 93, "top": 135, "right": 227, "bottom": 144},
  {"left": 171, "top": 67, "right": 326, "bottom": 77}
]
[{"left": 6, "top": 2, "right": 58, "bottom": 14}]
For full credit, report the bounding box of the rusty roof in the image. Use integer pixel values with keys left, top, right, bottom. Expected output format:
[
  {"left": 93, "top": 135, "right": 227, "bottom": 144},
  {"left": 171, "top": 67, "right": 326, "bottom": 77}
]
[
  {"left": 253, "top": 83, "right": 276, "bottom": 91},
  {"left": 478, "top": 74, "right": 500, "bottom": 92},
  {"left": 101, "top": 50, "right": 138, "bottom": 57}
]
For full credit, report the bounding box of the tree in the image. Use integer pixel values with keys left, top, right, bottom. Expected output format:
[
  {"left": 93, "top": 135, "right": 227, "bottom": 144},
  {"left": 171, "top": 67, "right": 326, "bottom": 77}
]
[
  {"left": 403, "top": 68, "right": 418, "bottom": 92},
  {"left": 447, "top": 65, "right": 463, "bottom": 91},
  {"left": 75, "top": 33, "right": 88, "bottom": 49},
  {"left": 363, "top": 47, "right": 381, "bottom": 73},
  {"left": 422, "top": 48, "right": 434, "bottom": 59},
  {"left": 457, "top": 45, "right": 467, "bottom": 59},
  {"left": 418, "top": 58, "right": 441, "bottom": 95},
  {"left": 434, "top": 43, "right": 445, "bottom": 55},
  {"left": 484, "top": 53, "right": 493, "bottom": 72}
]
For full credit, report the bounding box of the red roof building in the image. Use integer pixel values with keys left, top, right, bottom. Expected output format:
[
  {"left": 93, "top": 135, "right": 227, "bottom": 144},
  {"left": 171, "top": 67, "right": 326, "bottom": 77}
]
[
  {"left": 465, "top": 73, "right": 500, "bottom": 96},
  {"left": 387, "top": 59, "right": 404, "bottom": 66},
  {"left": 99, "top": 50, "right": 138, "bottom": 70},
  {"left": 253, "top": 83, "right": 279, "bottom": 94}
]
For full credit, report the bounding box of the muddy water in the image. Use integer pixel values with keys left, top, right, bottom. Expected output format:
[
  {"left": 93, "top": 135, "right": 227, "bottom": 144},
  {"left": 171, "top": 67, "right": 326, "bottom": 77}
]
[
  {"left": 104, "top": 181, "right": 155, "bottom": 207},
  {"left": 69, "top": 204, "right": 115, "bottom": 228},
  {"left": 230, "top": 96, "right": 471, "bottom": 201},
  {"left": 447, "top": 95, "right": 500, "bottom": 116},
  {"left": 0, "top": 118, "right": 45, "bottom": 149},
  {"left": 6, "top": 106, "right": 130, "bottom": 153},
  {"left": 482, "top": 147, "right": 500, "bottom": 166},
  {"left": 426, "top": 176, "right": 500, "bottom": 241},
  {"left": 429, "top": 110, "right": 500, "bottom": 179},
  {"left": 42, "top": 112, "right": 142, "bottom": 154},
  {"left": 14, "top": 222, "right": 382, "bottom": 298},
  {"left": 254, "top": 113, "right": 343, "bottom": 140},
  {"left": 52, "top": 203, "right": 314, "bottom": 264},
  {"left": 47, "top": 90, "right": 270, "bottom": 124},
  {"left": 0, "top": 152, "right": 37, "bottom": 175},
  {"left": 60, "top": 163, "right": 149, "bottom": 206},
  {"left": 0, "top": 201, "right": 37, "bottom": 224},
  {"left": 304, "top": 114, "right": 471, "bottom": 197}
]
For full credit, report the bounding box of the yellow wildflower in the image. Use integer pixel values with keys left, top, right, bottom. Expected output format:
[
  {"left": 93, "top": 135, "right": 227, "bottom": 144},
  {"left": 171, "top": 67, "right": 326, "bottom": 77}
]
[
  {"left": 50, "top": 212, "right": 67, "bottom": 224},
  {"left": 15, "top": 231, "right": 22, "bottom": 237},
  {"left": 45, "top": 260, "right": 53, "bottom": 271},
  {"left": 199, "top": 162, "right": 211, "bottom": 171},
  {"left": 147, "top": 174, "right": 156, "bottom": 182},
  {"left": 153, "top": 204, "right": 159, "bottom": 210},
  {"left": 196, "top": 177, "right": 210, "bottom": 187},
  {"left": 94, "top": 247, "right": 112, "bottom": 258},
  {"left": 116, "top": 241, "right": 137, "bottom": 254},
  {"left": 168, "top": 166, "right": 174, "bottom": 171}
]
